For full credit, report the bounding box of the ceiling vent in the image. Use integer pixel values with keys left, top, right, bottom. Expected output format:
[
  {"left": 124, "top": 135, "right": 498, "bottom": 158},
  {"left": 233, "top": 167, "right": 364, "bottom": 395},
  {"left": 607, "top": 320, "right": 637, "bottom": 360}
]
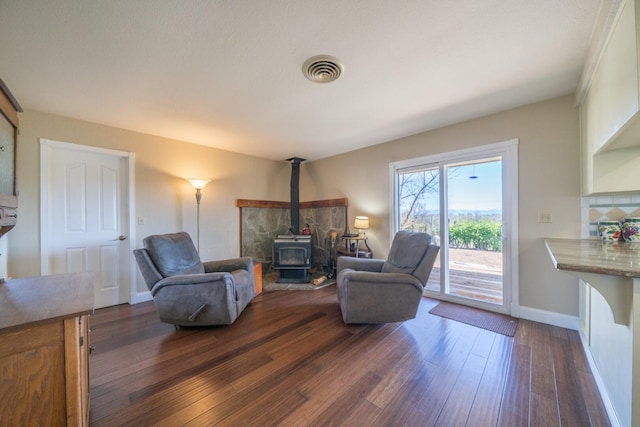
[{"left": 302, "top": 55, "right": 344, "bottom": 83}]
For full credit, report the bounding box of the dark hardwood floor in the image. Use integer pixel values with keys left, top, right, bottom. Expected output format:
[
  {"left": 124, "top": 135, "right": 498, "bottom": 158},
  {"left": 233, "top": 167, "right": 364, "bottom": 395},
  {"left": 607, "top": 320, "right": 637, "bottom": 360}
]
[{"left": 89, "top": 286, "right": 610, "bottom": 426}]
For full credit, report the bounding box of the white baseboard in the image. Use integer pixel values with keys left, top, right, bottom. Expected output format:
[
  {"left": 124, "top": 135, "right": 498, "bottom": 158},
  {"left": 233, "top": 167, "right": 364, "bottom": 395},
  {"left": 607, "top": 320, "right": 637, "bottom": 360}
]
[
  {"left": 517, "top": 305, "right": 581, "bottom": 330},
  {"left": 577, "top": 328, "right": 621, "bottom": 427},
  {"left": 130, "top": 290, "right": 152, "bottom": 305},
  {"left": 0, "top": 236, "right": 7, "bottom": 281}
]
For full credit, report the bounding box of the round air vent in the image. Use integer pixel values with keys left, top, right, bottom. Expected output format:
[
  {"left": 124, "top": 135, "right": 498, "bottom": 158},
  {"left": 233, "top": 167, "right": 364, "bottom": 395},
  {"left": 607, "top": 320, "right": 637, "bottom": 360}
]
[{"left": 302, "top": 55, "right": 344, "bottom": 83}]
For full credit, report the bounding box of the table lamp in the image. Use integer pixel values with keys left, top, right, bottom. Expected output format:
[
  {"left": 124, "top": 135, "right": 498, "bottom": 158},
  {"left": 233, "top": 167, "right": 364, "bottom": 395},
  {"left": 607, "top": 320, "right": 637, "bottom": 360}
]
[{"left": 354, "top": 216, "right": 370, "bottom": 236}]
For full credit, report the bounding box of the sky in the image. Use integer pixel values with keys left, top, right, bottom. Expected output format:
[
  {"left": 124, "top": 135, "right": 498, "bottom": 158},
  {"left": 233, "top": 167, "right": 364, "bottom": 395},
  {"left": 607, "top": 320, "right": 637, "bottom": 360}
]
[
  {"left": 447, "top": 160, "right": 502, "bottom": 211},
  {"left": 399, "top": 158, "right": 503, "bottom": 217}
]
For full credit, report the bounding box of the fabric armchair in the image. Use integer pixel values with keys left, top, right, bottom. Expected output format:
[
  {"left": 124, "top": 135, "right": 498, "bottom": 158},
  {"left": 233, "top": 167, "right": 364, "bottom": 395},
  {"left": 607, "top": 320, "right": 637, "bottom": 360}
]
[
  {"left": 336, "top": 231, "right": 439, "bottom": 324},
  {"left": 133, "top": 232, "right": 254, "bottom": 326}
]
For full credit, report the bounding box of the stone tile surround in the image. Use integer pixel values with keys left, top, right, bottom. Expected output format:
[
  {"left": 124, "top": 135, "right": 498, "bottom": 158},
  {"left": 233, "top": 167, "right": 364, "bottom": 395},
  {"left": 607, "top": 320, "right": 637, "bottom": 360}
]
[
  {"left": 237, "top": 198, "right": 348, "bottom": 274},
  {"left": 582, "top": 194, "right": 640, "bottom": 238}
]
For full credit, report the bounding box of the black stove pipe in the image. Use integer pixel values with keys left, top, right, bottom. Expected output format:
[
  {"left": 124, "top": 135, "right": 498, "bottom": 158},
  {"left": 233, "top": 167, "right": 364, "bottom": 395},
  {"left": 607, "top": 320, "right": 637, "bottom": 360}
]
[{"left": 286, "top": 157, "right": 306, "bottom": 235}]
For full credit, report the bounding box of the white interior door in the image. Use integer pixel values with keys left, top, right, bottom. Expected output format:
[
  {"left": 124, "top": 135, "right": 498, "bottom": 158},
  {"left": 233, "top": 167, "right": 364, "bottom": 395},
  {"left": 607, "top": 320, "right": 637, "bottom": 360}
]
[{"left": 41, "top": 140, "right": 134, "bottom": 309}]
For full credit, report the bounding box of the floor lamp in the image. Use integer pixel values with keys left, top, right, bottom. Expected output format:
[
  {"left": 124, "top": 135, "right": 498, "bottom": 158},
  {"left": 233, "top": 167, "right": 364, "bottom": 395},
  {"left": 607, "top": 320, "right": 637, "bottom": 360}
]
[{"left": 187, "top": 179, "right": 210, "bottom": 253}]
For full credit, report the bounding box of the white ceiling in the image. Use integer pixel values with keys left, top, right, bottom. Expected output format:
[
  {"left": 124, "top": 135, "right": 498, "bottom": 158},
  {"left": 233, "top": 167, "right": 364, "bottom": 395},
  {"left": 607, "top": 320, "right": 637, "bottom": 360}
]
[{"left": 0, "top": 0, "right": 604, "bottom": 161}]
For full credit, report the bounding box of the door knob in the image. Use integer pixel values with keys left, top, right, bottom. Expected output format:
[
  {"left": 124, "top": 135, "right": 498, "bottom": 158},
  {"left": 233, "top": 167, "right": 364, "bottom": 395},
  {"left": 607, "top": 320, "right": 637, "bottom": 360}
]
[{"left": 111, "top": 235, "right": 127, "bottom": 241}]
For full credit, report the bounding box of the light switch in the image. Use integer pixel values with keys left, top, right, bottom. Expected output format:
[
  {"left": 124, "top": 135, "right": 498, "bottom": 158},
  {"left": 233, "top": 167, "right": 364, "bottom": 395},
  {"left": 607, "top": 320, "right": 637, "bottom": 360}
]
[
  {"left": 137, "top": 216, "right": 146, "bottom": 225},
  {"left": 538, "top": 211, "right": 552, "bottom": 223}
]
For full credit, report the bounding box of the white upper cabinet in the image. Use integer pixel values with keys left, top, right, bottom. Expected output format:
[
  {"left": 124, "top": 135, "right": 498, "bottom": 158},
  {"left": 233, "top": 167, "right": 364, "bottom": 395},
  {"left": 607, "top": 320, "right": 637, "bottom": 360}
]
[
  {"left": 580, "top": 0, "right": 640, "bottom": 195},
  {"left": 589, "top": 0, "right": 639, "bottom": 152}
]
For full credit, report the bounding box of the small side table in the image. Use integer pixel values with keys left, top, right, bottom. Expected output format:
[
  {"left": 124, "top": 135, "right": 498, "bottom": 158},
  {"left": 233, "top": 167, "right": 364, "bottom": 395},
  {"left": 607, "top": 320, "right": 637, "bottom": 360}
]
[{"left": 337, "top": 235, "right": 372, "bottom": 258}]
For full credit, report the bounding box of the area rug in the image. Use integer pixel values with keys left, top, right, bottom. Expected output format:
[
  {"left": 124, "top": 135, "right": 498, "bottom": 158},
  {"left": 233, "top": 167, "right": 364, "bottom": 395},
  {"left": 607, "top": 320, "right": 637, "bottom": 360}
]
[
  {"left": 429, "top": 301, "right": 519, "bottom": 337},
  {"left": 262, "top": 273, "right": 336, "bottom": 291}
]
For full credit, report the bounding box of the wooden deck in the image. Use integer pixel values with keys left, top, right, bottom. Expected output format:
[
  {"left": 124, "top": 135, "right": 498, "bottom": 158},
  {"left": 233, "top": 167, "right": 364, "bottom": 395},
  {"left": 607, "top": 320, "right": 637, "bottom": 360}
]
[{"left": 426, "top": 267, "right": 503, "bottom": 305}]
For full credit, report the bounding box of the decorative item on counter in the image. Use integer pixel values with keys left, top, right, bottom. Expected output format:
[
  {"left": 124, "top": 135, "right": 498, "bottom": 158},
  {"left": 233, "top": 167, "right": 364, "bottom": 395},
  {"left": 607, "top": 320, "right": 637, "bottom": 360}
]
[
  {"left": 597, "top": 220, "right": 622, "bottom": 242},
  {"left": 621, "top": 217, "right": 640, "bottom": 242},
  {"left": 302, "top": 223, "right": 311, "bottom": 235},
  {"left": 601, "top": 240, "right": 621, "bottom": 258}
]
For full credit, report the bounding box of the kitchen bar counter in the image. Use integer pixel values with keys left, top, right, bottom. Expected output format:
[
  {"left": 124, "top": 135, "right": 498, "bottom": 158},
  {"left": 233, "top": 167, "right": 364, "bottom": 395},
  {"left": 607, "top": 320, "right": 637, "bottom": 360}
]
[
  {"left": 545, "top": 238, "right": 640, "bottom": 426},
  {"left": 544, "top": 238, "right": 639, "bottom": 325},
  {"left": 544, "top": 238, "right": 640, "bottom": 278}
]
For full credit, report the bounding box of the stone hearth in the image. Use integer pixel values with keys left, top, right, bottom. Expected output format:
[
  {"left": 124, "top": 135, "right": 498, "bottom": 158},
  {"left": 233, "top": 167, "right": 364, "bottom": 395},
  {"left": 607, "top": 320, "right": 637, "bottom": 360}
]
[
  {"left": 262, "top": 272, "right": 337, "bottom": 291},
  {"left": 237, "top": 198, "right": 347, "bottom": 275}
]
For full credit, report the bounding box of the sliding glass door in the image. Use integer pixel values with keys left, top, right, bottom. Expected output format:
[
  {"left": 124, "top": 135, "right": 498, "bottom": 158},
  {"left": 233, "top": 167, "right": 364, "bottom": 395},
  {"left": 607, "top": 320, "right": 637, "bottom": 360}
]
[
  {"left": 396, "top": 163, "right": 442, "bottom": 294},
  {"left": 391, "top": 141, "right": 518, "bottom": 314}
]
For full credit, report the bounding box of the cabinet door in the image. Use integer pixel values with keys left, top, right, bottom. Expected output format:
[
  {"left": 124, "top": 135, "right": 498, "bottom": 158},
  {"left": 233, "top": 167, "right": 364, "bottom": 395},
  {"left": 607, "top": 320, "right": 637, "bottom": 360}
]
[
  {"left": 590, "top": 0, "right": 640, "bottom": 151},
  {"left": 0, "top": 80, "right": 20, "bottom": 237},
  {"left": 0, "top": 113, "right": 15, "bottom": 195},
  {"left": 580, "top": 94, "right": 595, "bottom": 195},
  {"left": 0, "top": 322, "right": 67, "bottom": 426},
  {"left": 64, "top": 315, "right": 90, "bottom": 427}
]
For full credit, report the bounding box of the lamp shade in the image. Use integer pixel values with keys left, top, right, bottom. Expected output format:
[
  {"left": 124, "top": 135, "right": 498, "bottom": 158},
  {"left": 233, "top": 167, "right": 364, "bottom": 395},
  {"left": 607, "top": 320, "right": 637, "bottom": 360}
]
[
  {"left": 187, "top": 178, "right": 210, "bottom": 190},
  {"left": 354, "top": 216, "right": 369, "bottom": 230}
]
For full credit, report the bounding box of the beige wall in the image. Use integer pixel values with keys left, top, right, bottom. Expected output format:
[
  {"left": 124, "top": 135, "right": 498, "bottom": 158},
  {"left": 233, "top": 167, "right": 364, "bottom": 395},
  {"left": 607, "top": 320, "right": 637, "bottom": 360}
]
[
  {"left": 302, "top": 95, "right": 582, "bottom": 315},
  {"left": 8, "top": 95, "right": 582, "bottom": 316},
  {"left": 9, "top": 110, "right": 290, "bottom": 291}
]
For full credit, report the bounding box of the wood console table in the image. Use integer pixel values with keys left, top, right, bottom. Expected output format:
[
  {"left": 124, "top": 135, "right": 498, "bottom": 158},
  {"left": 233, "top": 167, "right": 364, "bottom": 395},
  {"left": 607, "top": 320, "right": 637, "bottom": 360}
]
[{"left": 0, "top": 272, "right": 94, "bottom": 426}]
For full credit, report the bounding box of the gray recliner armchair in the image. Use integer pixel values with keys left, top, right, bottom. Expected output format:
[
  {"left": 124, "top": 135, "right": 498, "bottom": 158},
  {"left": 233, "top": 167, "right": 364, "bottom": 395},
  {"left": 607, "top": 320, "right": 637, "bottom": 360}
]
[
  {"left": 336, "top": 231, "right": 439, "bottom": 324},
  {"left": 133, "top": 232, "right": 255, "bottom": 326}
]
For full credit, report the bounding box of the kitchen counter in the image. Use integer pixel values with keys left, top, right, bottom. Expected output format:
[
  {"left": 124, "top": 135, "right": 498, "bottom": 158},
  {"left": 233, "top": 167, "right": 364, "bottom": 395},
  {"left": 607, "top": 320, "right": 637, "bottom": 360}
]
[
  {"left": 0, "top": 272, "right": 94, "bottom": 332},
  {"left": 544, "top": 238, "right": 640, "bottom": 278},
  {"left": 0, "top": 272, "right": 94, "bottom": 425},
  {"left": 544, "top": 238, "right": 639, "bottom": 325}
]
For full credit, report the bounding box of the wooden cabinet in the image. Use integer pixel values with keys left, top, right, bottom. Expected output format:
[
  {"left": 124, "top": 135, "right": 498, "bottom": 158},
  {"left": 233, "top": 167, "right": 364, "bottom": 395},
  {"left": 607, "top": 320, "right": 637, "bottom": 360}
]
[
  {"left": 0, "top": 273, "right": 93, "bottom": 426},
  {"left": 0, "top": 78, "right": 21, "bottom": 237},
  {"left": 580, "top": 0, "right": 640, "bottom": 194},
  {"left": 65, "top": 315, "right": 91, "bottom": 426}
]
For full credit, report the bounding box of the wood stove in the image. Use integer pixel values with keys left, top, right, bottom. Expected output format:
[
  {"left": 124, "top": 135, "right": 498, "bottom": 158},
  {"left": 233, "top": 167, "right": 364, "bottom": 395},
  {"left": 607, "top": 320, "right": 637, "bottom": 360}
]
[
  {"left": 273, "top": 234, "right": 312, "bottom": 282},
  {"left": 272, "top": 156, "right": 313, "bottom": 283},
  {"left": 273, "top": 157, "right": 312, "bottom": 283}
]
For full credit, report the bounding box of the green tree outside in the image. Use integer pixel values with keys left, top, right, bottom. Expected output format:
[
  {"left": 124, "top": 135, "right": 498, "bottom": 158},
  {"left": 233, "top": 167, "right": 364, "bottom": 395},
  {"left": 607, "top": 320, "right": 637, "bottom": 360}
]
[{"left": 449, "top": 220, "right": 502, "bottom": 251}]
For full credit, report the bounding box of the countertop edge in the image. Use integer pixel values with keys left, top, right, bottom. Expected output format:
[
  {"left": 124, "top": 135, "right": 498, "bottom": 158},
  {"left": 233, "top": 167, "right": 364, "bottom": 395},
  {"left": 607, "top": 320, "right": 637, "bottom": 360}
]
[
  {"left": 0, "top": 272, "right": 95, "bottom": 331},
  {"left": 544, "top": 238, "right": 640, "bottom": 279}
]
